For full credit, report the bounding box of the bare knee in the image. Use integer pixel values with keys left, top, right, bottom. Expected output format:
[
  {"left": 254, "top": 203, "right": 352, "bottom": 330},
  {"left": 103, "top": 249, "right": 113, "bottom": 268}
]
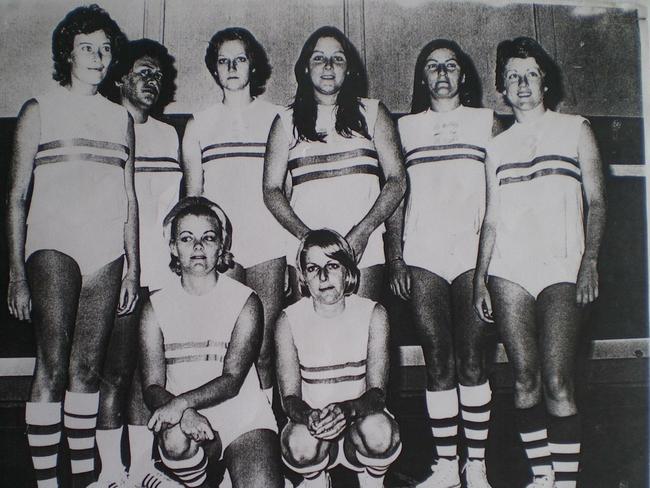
[
  {"left": 513, "top": 367, "right": 542, "bottom": 405},
  {"left": 68, "top": 362, "right": 101, "bottom": 391},
  {"left": 353, "top": 413, "right": 399, "bottom": 457},
  {"left": 423, "top": 347, "right": 455, "bottom": 388},
  {"left": 160, "top": 424, "right": 193, "bottom": 460},
  {"left": 544, "top": 373, "right": 575, "bottom": 408},
  {"left": 456, "top": 353, "right": 486, "bottom": 386},
  {"left": 281, "top": 423, "right": 322, "bottom": 466}
]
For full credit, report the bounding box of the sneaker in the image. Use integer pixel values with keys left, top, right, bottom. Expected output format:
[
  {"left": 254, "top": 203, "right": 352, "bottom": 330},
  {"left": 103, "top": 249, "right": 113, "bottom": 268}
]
[
  {"left": 297, "top": 471, "right": 331, "bottom": 488},
  {"left": 524, "top": 474, "right": 555, "bottom": 488},
  {"left": 416, "top": 457, "right": 461, "bottom": 488},
  {"left": 463, "top": 459, "right": 493, "bottom": 488},
  {"left": 129, "top": 459, "right": 183, "bottom": 488},
  {"left": 357, "top": 469, "right": 384, "bottom": 488},
  {"left": 90, "top": 468, "right": 129, "bottom": 488}
]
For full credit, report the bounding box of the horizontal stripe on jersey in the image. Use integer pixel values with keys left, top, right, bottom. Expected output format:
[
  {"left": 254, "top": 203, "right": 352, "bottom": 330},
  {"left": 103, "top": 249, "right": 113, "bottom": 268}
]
[
  {"left": 300, "top": 359, "right": 366, "bottom": 384},
  {"left": 201, "top": 142, "right": 266, "bottom": 164},
  {"left": 289, "top": 148, "right": 379, "bottom": 187},
  {"left": 135, "top": 155, "right": 180, "bottom": 173},
  {"left": 404, "top": 143, "right": 486, "bottom": 168},
  {"left": 35, "top": 138, "right": 129, "bottom": 168},
  {"left": 165, "top": 340, "right": 229, "bottom": 364},
  {"left": 497, "top": 155, "right": 581, "bottom": 186}
]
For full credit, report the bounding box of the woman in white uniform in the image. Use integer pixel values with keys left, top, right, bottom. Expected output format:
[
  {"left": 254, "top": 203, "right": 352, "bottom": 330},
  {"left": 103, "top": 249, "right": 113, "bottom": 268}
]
[
  {"left": 6, "top": 6, "right": 137, "bottom": 488},
  {"left": 473, "top": 37, "right": 606, "bottom": 488},
  {"left": 387, "top": 39, "right": 496, "bottom": 488},
  {"left": 183, "top": 27, "right": 286, "bottom": 397},
  {"left": 264, "top": 26, "right": 406, "bottom": 302},
  {"left": 276, "top": 229, "right": 401, "bottom": 488}
]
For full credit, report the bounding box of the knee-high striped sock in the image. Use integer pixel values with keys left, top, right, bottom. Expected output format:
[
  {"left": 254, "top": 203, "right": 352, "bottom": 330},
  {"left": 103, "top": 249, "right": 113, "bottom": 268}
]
[
  {"left": 282, "top": 451, "right": 329, "bottom": 480},
  {"left": 160, "top": 446, "right": 208, "bottom": 487},
  {"left": 515, "top": 403, "right": 553, "bottom": 478},
  {"left": 356, "top": 441, "right": 402, "bottom": 478},
  {"left": 426, "top": 388, "right": 459, "bottom": 460},
  {"left": 96, "top": 426, "right": 124, "bottom": 476},
  {"left": 26, "top": 401, "right": 61, "bottom": 488},
  {"left": 548, "top": 413, "right": 581, "bottom": 488},
  {"left": 459, "top": 382, "right": 492, "bottom": 460},
  {"left": 64, "top": 391, "right": 99, "bottom": 479},
  {"left": 128, "top": 424, "right": 154, "bottom": 465}
]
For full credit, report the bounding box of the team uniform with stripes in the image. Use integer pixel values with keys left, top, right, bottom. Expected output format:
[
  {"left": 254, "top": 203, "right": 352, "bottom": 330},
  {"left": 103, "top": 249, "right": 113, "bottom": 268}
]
[
  {"left": 133, "top": 116, "right": 181, "bottom": 289},
  {"left": 398, "top": 105, "right": 493, "bottom": 282},
  {"left": 26, "top": 86, "right": 130, "bottom": 275},
  {"left": 149, "top": 274, "right": 277, "bottom": 455},
  {"left": 279, "top": 98, "right": 384, "bottom": 268},
  {"left": 488, "top": 109, "right": 586, "bottom": 299},
  {"left": 192, "top": 98, "right": 288, "bottom": 267}
]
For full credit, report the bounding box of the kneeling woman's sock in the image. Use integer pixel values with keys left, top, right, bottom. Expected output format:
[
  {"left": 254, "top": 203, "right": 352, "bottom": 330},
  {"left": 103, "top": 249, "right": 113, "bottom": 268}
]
[{"left": 160, "top": 446, "right": 208, "bottom": 487}]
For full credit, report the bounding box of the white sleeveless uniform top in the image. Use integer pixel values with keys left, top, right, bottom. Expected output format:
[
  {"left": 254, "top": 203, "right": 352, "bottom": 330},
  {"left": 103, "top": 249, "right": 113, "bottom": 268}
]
[
  {"left": 150, "top": 275, "right": 267, "bottom": 415},
  {"left": 284, "top": 295, "right": 376, "bottom": 409},
  {"left": 279, "top": 98, "right": 385, "bottom": 268},
  {"left": 133, "top": 117, "right": 180, "bottom": 288},
  {"left": 193, "top": 98, "right": 288, "bottom": 268},
  {"left": 398, "top": 106, "right": 492, "bottom": 279},
  {"left": 489, "top": 110, "right": 585, "bottom": 267},
  {"left": 26, "top": 85, "right": 129, "bottom": 274}
]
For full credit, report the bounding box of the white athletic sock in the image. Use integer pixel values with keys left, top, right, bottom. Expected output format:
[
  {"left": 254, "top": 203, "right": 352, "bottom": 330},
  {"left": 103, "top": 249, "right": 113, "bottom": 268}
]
[
  {"left": 160, "top": 446, "right": 208, "bottom": 487},
  {"left": 356, "top": 441, "right": 403, "bottom": 477},
  {"left": 128, "top": 424, "right": 154, "bottom": 465},
  {"left": 549, "top": 413, "right": 581, "bottom": 488},
  {"left": 426, "top": 388, "right": 459, "bottom": 459},
  {"left": 26, "top": 401, "right": 61, "bottom": 488},
  {"left": 64, "top": 390, "right": 99, "bottom": 475},
  {"left": 515, "top": 404, "right": 553, "bottom": 478},
  {"left": 97, "top": 426, "right": 124, "bottom": 476},
  {"left": 263, "top": 387, "right": 274, "bottom": 405},
  {"left": 459, "top": 382, "right": 492, "bottom": 460}
]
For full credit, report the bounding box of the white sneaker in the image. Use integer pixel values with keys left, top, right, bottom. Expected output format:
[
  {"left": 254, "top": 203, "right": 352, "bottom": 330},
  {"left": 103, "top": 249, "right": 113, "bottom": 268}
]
[
  {"left": 463, "top": 459, "right": 493, "bottom": 488},
  {"left": 297, "top": 471, "right": 331, "bottom": 488},
  {"left": 416, "top": 457, "right": 461, "bottom": 488},
  {"left": 357, "top": 469, "right": 384, "bottom": 488},
  {"left": 90, "top": 468, "right": 129, "bottom": 488},
  {"left": 525, "top": 474, "right": 555, "bottom": 488},
  {"left": 129, "top": 459, "right": 183, "bottom": 488}
]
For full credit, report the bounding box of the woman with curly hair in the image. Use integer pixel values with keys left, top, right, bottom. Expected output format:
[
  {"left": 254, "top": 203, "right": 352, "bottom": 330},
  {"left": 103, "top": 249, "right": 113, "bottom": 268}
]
[
  {"left": 473, "top": 37, "right": 606, "bottom": 488},
  {"left": 183, "top": 27, "right": 287, "bottom": 400},
  {"left": 6, "top": 5, "right": 136, "bottom": 487},
  {"left": 264, "top": 26, "right": 406, "bottom": 302}
]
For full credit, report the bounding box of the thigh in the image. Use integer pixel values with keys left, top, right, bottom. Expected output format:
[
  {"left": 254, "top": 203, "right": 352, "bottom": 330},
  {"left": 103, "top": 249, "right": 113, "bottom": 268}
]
[
  {"left": 225, "top": 429, "right": 282, "bottom": 488},
  {"left": 26, "top": 250, "right": 83, "bottom": 400},
  {"left": 68, "top": 256, "right": 124, "bottom": 390},
  {"left": 451, "top": 270, "right": 496, "bottom": 383},
  {"left": 408, "top": 266, "right": 453, "bottom": 352},
  {"left": 357, "top": 265, "right": 385, "bottom": 302}
]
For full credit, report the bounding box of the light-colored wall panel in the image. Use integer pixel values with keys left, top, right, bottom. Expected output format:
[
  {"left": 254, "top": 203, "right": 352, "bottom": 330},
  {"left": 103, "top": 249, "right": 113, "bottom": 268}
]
[
  {"left": 163, "top": 0, "right": 345, "bottom": 114},
  {"left": 0, "top": 0, "right": 145, "bottom": 117}
]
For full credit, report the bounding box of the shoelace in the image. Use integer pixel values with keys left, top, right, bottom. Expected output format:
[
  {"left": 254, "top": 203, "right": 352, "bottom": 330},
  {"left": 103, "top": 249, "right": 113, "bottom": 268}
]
[{"left": 143, "top": 472, "right": 164, "bottom": 488}]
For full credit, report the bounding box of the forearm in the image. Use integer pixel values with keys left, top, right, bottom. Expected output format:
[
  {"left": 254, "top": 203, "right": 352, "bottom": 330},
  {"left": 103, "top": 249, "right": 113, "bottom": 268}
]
[
  {"left": 355, "top": 175, "right": 406, "bottom": 235},
  {"left": 144, "top": 384, "right": 176, "bottom": 412},
  {"left": 176, "top": 373, "right": 241, "bottom": 411},
  {"left": 123, "top": 202, "right": 140, "bottom": 279},
  {"left": 6, "top": 199, "right": 28, "bottom": 280},
  {"left": 339, "top": 387, "right": 386, "bottom": 420},
  {"left": 384, "top": 200, "right": 405, "bottom": 260},
  {"left": 474, "top": 222, "right": 496, "bottom": 283},
  {"left": 263, "top": 187, "right": 309, "bottom": 239},
  {"left": 582, "top": 199, "right": 606, "bottom": 261},
  {"left": 283, "top": 395, "right": 314, "bottom": 425}
]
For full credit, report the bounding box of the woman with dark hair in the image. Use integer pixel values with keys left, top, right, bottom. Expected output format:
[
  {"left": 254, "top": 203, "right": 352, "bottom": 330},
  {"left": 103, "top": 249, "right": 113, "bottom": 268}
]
[
  {"left": 473, "top": 37, "right": 605, "bottom": 488},
  {"left": 276, "top": 229, "right": 401, "bottom": 488},
  {"left": 140, "top": 196, "right": 283, "bottom": 488},
  {"left": 183, "top": 27, "right": 287, "bottom": 400},
  {"left": 264, "top": 26, "right": 406, "bottom": 302},
  {"left": 6, "top": 5, "right": 137, "bottom": 487},
  {"left": 386, "top": 39, "right": 496, "bottom": 488}
]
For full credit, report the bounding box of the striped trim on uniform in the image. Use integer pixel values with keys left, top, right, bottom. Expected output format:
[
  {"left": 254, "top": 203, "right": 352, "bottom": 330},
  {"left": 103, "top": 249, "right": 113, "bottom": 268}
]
[
  {"left": 164, "top": 340, "right": 229, "bottom": 365},
  {"left": 496, "top": 155, "right": 581, "bottom": 186},
  {"left": 35, "top": 138, "right": 129, "bottom": 169},
  {"left": 300, "top": 359, "right": 366, "bottom": 385},
  {"left": 135, "top": 156, "right": 181, "bottom": 173},
  {"left": 201, "top": 141, "right": 266, "bottom": 165},
  {"left": 289, "top": 148, "right": 379, "bottom": 186},
  {"left": 404, "top": 143, "right": 486, "bottom": 169}
]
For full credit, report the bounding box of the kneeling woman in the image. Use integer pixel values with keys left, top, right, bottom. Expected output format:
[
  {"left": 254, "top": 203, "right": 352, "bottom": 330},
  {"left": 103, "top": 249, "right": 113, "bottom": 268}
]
[
  {"left": 276, "top": 230, "right": 402, "bottom": 488},
  {"left": 139, "top": 197, "right": 282, "bottom": 488}
]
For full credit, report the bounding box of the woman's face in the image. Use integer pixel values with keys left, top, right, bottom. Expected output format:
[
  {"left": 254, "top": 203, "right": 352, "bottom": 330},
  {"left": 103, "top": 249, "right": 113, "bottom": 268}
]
[
  {"left": 303, "top": 246, "right": 346, "bottom": 305},
  {"left": 308, "top": 36, "right": 347, "bottom": 98},
  {"left": 69, "top": 29, "right": 112, "bottom": 87},
  {"left": 171, "top": 214, "right": 223, "bottom": 276},
  {"left": 423, "top": 47, "right": 463, "bottom": 102},
  {"left": 502, "top": 56, "right": 545, "bottom": 111},
  {"left": 215, "top": 39, "right": 251, "bottom": 92}
]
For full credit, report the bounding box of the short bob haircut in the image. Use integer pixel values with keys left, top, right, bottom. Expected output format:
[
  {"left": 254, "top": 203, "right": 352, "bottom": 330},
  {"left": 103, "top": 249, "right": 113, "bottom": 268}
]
[
  {"left": 106, "top": 38, "right": 177, "bottom": 113},
  {"left": 495, "top": 36, "right": 563, "bottom": 109},
  {"left": 292, "top": 26, "right": 370, "bottom": 143},
  {"left": 163, "top": 196, "right": 234, "bottom": 275},
  {"left": 410, "top": 39, "right": 482, "bottom": 113},
  {"left": 51, "top": 4, "right": 127, "bottom": 87},
  {"left": 204, "top": 27, "right": 272, "bottom": 97},
  {"left": 296, "top": 229, "right": 360, "bottom": 298}
]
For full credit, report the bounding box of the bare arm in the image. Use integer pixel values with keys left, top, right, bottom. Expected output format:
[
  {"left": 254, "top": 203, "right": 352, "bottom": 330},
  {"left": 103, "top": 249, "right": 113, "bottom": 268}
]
[
  {"left": 576, "top": 120, "right": 607, "bottom": 305},
  {"left": 6, "top": 99, "right": 39, "bottom": 321},
  {"left": 182, "top": 116, "right": 204, "bottom": 197},
  {"left": 139, "top": 299, "right": 173, "bottom": 411},
  {"left": 118, "top": 115, "right": 139, "bottom": 315},
  {"left": 263, "top": 115, "right": 310, "bottom": 239}
]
